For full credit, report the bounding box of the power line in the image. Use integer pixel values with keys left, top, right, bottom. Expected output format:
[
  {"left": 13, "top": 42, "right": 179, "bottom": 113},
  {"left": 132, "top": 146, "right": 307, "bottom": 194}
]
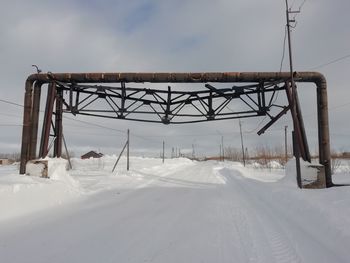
[
  {"left": 243, "top": 117, "right": 268, "bottom": 134},
  {"left": 0, "top": 98, "right": 127, "bottom": 135},
  {"left": 129, "top": 132, "right": 161, "bottom": 145},
  {"left": 298, "top": 0, "right": 307, "bottom": 11},
  {"left": 279, "top": 26, "right": 288, "bottom": 72},
  {"left": 0, "top": 98, "right": 24, "bottom": 108},
  {"left": 0, "top": 112, "right": 22, "bottom": 118},
  {"left": 291, "top": 0, "right": 307, "bottom": 21},
  {"left": 63, "top": 115, "right": 126, "bottom": 134},
  {"left": 310, "top": 53, "right": 350, "bottom": 70},
  {"left": 0, "top": 124, "right": 22, "bottom": 127}
]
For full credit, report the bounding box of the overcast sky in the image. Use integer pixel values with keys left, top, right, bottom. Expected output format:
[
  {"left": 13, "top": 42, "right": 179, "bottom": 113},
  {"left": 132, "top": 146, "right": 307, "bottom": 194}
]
[{"left": 0, "top": 0, "right": 349, "bottom": 158}]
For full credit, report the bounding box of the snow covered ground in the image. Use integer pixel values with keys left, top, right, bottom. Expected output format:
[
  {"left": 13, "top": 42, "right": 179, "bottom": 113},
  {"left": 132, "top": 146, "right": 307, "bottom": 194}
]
[{"left": 0, "top": 156, "right": 349, "bottom": 262}]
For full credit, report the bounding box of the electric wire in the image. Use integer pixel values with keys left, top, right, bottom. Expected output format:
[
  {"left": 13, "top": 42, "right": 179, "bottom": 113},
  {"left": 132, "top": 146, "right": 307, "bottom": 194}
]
[
  {"left": 279, "top": 26, "right": 288, "bottom": 72},
  {"left": 310, "top": 53, "right": 350, "bottom": 70},
  {"left": 0, "top": 98, "right": 24, "bottom": 108}
]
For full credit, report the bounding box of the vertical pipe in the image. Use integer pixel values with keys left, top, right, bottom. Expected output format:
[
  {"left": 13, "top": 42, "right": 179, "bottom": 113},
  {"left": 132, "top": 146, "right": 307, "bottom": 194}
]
[
  {"left": 54, "top": 88, "right": 63, "bottom": 157},
  {"left": 19, "top": 80, "right": 34, "bottom": 174},
  {"left": 29, "top": 81, "right": 42, "bottom": 160},
  {"left": 316, "top": 78, "right": 332, "bottom": 187},
  {"left": 127, "top": 129, "right": 130, "bottom": 170}
]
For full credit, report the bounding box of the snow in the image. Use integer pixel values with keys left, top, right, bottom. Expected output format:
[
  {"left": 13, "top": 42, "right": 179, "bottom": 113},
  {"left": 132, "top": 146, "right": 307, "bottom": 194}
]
[
  {"left": 26, "top": 161, "right": 46, "bottom": 177},
  {"left": 0, "top": 159, "right": 83, "bottom": 222},
  {"left": 0, "top": 156, "right": 349, "bottom": 262}
]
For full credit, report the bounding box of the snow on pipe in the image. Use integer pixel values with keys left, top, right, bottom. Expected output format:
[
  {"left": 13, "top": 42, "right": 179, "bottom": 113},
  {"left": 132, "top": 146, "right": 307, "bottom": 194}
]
[{"left": 19, "top": 72, "right": 332, "bottom": 187}]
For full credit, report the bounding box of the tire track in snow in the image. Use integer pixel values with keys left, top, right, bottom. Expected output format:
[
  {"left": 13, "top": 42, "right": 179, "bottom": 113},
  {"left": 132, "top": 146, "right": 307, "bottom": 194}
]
[
  {"left": 217, "top": 167, "right": 302, "bottom": 263},
  {"left": 218, "top": 166, "right": 350, "bottom": 263}
]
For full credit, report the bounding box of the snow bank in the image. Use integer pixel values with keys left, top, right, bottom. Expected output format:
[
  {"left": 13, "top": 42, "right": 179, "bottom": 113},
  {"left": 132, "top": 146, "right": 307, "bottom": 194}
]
[
  {"left": 285, "top": 158, "right": 320, "bottom": 187},
  {"left": 68, "top": 156, "right": 196, "bottom": 192},
  {"left": 0, "top": 158, "right": 83, "bottom": 222},
  {"left": 217, "top": 162, "right": 285, "bottom": 183},
  {"left": 250, "top": 160, "right": 284, "bottom": 169}
]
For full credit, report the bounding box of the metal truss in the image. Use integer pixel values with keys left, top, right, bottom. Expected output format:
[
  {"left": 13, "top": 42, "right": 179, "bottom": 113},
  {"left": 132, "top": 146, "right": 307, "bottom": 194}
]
[{"left": 53, "top": 80, "right": 288, "bottom": 124}]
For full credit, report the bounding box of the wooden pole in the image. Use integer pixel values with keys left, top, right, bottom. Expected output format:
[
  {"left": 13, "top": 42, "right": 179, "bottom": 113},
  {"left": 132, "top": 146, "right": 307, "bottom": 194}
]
[{"left": 127, "top": 129, "right": 130, "bottom": 171}]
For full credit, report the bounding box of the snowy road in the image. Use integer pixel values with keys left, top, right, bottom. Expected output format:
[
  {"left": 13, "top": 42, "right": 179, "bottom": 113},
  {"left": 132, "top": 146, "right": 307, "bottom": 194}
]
[{"left": 0, "top": 160, "right": 349, "bottom": 262}]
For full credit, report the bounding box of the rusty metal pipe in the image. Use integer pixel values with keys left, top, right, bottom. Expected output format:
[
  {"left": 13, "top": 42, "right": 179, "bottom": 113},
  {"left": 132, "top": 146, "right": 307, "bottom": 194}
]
[
  {"left": 19, "top": 79, "right": 34, "bottom": 174},
  {"left": 26, "top": 72, "right": 326, "bottom": 84},
  {"left": 29, "top": 81, "right": 42, "bottom": 160},
  {"left": 316, "top": 75, "right": 332, "bottom": 187}
]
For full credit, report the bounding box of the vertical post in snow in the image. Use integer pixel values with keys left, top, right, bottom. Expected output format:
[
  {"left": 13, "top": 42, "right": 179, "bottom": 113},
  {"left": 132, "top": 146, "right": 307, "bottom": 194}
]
[
  {"left": 239, "top": 119, "right": 246, "bottom": 166},
  {"left": 127, "top": 129, "right": 130, "bottom": 171},
  {"left": 285, "top": 125, "right": 288, "bottom": 163},
  {"left": 221, "top": 136, "right": 224, "bottom": 161},
  {"left": 162, "top": 141, "right": 165, "bottom": 163},
  {"left": 62, "top": 133, "right": 72, "bottom": 169}
]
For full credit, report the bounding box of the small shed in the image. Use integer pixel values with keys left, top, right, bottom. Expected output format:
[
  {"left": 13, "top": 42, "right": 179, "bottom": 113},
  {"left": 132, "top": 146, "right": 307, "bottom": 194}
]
[
  {"left": 0, "top": 159, "right": 10, "bottom": 165},
  {"left": 81, "top": 151, "right": 104, "bottom": 159}
]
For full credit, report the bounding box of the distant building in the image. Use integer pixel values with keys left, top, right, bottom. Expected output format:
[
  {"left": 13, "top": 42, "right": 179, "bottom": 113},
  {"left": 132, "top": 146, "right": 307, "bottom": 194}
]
[
  {"left": 341, "top": 152, "right": 350, "bottom": 158},
  {"left": 81, "top": 151, "right": 104, "bottom": 159},
  {"left": 0, "top": 159, "right": 10, "bottom": 165}
]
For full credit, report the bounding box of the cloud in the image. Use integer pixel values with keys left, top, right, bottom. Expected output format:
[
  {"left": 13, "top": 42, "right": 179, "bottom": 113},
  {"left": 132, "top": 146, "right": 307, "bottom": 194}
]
[{"left": 0, "top": 0, "right": 349, "bottom": 156}]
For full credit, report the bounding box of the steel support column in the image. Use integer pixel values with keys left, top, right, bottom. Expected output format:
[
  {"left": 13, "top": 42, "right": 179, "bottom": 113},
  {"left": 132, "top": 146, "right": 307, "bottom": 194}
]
[
  {"left": 54, "top": 88, "right": 63, "bottom": 157},
  {"left": 39, "top": 83, "right": 56, "bottom": 158}
]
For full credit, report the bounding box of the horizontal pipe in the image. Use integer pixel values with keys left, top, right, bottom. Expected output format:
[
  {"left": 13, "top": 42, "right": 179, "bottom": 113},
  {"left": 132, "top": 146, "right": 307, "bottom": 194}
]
[{"left": 27, "top": 72, "right": 325, "bottom": 84}]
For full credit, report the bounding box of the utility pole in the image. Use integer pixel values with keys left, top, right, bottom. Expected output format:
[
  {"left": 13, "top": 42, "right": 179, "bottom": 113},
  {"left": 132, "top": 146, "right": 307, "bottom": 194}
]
[
  {"left": 285, "top": 125, "right": 288, "bottom": 163},
  {"left": 192, "top": 144, "right": 195, "bottom": 159},
  {"left": 162, "top": 140, "right": 165, "bottom": 163},
  {"left": 285, "top": 0, "right": 301, "bottom": 188},
  {"left": 239, "top": 119, "right": 246, "bottom": 166},
  {"left": 221, "top": 136, "right": 224, "bottom": 162},
  {"left": 127, "top": 129, "right": 130, "bottom": 171}
]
